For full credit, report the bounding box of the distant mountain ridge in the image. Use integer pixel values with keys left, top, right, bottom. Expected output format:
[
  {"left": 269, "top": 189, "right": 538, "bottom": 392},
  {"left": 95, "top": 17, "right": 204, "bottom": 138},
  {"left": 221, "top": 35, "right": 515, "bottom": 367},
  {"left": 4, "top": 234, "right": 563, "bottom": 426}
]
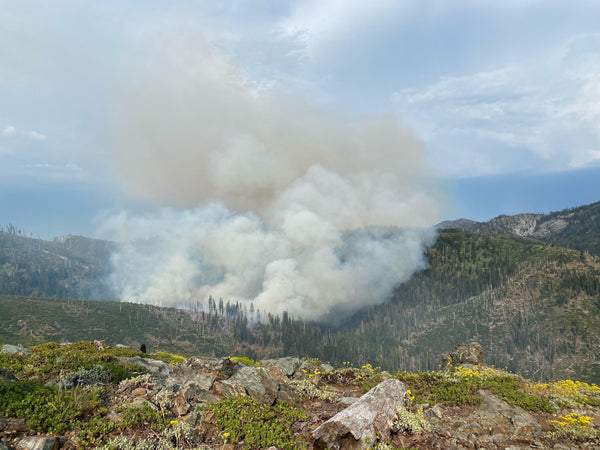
[
  {"left": 0, "top": 231, "right": 115, "bottom": 299},
  {"left": 439, "top": 200, "right": 600, "bottom": 255}
]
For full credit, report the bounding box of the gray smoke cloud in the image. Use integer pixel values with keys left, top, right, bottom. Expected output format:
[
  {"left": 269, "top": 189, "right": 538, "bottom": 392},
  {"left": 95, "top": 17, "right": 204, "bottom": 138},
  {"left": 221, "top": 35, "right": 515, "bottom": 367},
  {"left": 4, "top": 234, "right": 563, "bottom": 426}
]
[{"left": 99, "top": 32, "right": 440, "bottom": 321}]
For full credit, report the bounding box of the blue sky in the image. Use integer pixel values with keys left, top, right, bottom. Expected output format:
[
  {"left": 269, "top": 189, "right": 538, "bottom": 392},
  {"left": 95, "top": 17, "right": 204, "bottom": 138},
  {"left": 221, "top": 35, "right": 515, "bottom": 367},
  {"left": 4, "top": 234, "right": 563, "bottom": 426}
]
[{"left": 2, "top": 0, "right": 600, "bottom": 238}]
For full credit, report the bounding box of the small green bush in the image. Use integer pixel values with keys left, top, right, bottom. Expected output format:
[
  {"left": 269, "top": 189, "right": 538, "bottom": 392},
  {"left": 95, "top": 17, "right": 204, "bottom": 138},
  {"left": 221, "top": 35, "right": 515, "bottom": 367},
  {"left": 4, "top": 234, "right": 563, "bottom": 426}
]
[
  {"left": 395, "top": 371, "right": 481, "bottom": 406},
  {"left": 0, "top": 381, "right": 103, "bottom": 434},
  {"left": 481, "top": 375, "right": 554, "bottom": 413},
  {"left": 118, "top": 403, "right": 168, "bottom": 433},
  {"left": 207, "top": 396, "right": 309, "bottom": 449},
  {"left": 0, "top": 341, "right": 145, "bottom": 384}
]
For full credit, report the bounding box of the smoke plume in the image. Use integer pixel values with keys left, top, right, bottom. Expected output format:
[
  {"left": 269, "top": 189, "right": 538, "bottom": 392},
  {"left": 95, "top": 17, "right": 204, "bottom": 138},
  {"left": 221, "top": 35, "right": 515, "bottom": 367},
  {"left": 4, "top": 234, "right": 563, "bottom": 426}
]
[{"left": 100, "top": 33, "right": 440, "bottom": 321}]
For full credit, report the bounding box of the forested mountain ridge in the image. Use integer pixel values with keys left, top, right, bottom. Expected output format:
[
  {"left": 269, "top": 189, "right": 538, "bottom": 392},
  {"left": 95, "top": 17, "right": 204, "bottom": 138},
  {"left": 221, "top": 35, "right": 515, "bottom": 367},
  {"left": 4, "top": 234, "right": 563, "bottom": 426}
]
[
  {"left": 2, "top": 229, "right": 599, "bottom": 384},
  {"left": 0, "top": 231, "right": 114, "bottom": 299}
]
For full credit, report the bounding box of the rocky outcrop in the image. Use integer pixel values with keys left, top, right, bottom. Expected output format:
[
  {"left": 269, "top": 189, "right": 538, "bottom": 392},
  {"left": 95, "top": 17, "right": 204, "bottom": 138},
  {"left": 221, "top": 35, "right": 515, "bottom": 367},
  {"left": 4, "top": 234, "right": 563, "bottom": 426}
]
[
  {"left": 312, "top": 379, "right": 408, "bottom": 449},
  {"left": 472, "top": 212, "right": 571, "bottom": 239},
  {"left": 442, "top": 341, "right": 485, "bottom": 367},
  {"left": 161, "top": 357, "right": 299, "bottom": 408},
  {"left": 1, "top": 345, "right": 31, "bottom": 356},
  {"left": 2, "top": 344, "right": 600, "bottom": 449}
]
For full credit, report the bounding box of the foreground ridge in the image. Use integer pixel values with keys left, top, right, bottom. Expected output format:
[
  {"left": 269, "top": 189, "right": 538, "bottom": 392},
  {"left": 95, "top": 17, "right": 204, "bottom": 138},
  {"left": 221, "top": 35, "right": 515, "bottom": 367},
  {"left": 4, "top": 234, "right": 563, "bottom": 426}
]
[{"left": 1, "top": 341, "right": 600, "bottom": 449}]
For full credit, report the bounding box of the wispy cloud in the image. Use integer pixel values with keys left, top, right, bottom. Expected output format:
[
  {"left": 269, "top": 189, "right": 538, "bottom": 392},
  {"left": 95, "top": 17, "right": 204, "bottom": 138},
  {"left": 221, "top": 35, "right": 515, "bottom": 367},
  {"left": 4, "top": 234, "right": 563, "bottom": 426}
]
[
  {"left": 2, "top": 126, "right": 16, "bottom": 137},
  {"left": 24, "top": 130, "right": 47, "bottom": 141},
  {"left": 392, "top": 33, "right": 600, "bottom": 177}
]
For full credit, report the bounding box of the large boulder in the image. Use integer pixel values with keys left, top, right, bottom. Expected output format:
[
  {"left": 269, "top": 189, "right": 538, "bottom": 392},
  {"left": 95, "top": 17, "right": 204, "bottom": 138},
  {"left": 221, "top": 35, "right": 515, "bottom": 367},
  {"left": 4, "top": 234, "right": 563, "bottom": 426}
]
[
  {"left": 260, "top": 357, "right": 302, "bottom": 377},
  {"left": 162, "top": 357, "right": 299, "bottom": 413},
  {"left": 167, "top": 357, "right": 237, "bottom": 392},
  {"left": 475, "top": 390, "right": 541, "bottom": 435},
  {"left": 214, "top": 364, "right": 297, "bottom": 405},
  {"left": 442, "top": 342, "right": 485, "bottom": 368},
  {"left": 313, "top": 379, "right": 408, "bottom": 449},
  {"left": 1, "top": 345, "right": 32, "bottom": 356}
]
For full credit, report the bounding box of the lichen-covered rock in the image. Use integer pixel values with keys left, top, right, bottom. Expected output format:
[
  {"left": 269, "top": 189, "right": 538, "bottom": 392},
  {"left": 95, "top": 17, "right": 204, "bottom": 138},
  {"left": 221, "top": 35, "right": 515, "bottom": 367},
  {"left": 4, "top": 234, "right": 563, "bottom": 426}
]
[
  {"left": 442, "top": 342, "right": 485, "bottom": 367},
  {"left": 475, "top": 390, "right": 541, "bottom": 435},
  {"left": 1, "top": 345, "right": 31, "bottom": 356},
  {"left": 16, "top": 436, "right": 59, "bottom": 450},
  {"left": 161, "top": 357, "right": 299, "bottom": 408},
  {"left": 260, "top": 357, "right": 301, "bottom": 377},
  {"left": 167, "top": 357, "right": 237, "bottom": 392},
  {"left": 313, "top": 379, "right": 408, "bottom": 449},
  {"left": 118, "top": 356, "right": 172, "bottom": 378}
]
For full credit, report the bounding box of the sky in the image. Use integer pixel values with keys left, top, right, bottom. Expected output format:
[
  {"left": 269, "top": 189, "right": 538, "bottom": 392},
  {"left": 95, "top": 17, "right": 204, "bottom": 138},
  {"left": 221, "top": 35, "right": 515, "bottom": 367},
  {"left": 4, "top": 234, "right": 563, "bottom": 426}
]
[{"left": 2, "top": 0, "right": 600, "bottom": 239}]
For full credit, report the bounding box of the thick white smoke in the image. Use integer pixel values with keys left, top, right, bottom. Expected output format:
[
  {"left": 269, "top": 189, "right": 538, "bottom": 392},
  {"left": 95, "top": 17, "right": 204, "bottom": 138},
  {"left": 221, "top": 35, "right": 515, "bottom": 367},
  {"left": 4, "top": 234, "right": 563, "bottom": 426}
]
[{"left": 99, "top": 32, "right": 440, "bottom": 321}]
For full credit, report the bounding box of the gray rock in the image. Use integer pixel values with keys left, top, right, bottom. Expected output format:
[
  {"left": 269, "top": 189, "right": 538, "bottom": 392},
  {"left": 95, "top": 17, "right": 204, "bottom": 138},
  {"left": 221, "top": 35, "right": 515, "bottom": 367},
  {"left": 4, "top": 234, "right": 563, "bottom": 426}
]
[
  {"left": 118, "top": 356, "right": 172, "bottom": 377},
  {"left": 296, "top": 360, "right": 319, "bottom": 378},
  {"left": 16, "top": 436, "right": 59, "bottom": 450},
  {"left": 260, "top": 357, "right": 301, "bottom": 377},
  {"left": 1, "top": 344, "right": 31, "bottom": 356},
  {"left": 428, "top": 405, "right": 443, "bottom": 419},
  {"left": 0, "top": 367, "right": 18, "bottom": 383},
  {"left": 166, "top": 357, "right": 238, "bottom": 392},
  {"left": 313, "top": 379, "right": 408, "bottom": 449},
  {"left": 0, "top": 418, "right": 27, "bottom": 432},
  {"left": 511, "top": 410, "right": 541, "bottom": 434},
  {"left": 474, "top": 390, "right": 540, "bottom": 435},
  {"left": 320, "top": 363, "right": 334, "bottom": 372},
  {"left": 442, "top": 342, "right": 485, "bottom": 368},
  {"left": 122, "top": 398, "right": 159, "bottom": 410},
  {"left": 215, "top": 364, "right": 285, "bottom": 405},
  {"left": 338, "top": 396, "right": 359, "bottom": 405}
]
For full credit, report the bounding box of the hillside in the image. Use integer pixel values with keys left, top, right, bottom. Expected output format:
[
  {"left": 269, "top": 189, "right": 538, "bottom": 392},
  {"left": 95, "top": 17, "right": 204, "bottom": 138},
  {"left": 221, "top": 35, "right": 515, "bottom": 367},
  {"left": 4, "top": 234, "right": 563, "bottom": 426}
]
[
  {"left": 2, "top": 228, "right": 599, "bottom": 384},
  {"left": 1, "top": 341, "right": 600, "bottom": 449},
  {"left": 281, "top": 230, "right": 600, "bottom": 383},
  {"left": 0, "top": 231, "right": 114, "bottom": 300}
]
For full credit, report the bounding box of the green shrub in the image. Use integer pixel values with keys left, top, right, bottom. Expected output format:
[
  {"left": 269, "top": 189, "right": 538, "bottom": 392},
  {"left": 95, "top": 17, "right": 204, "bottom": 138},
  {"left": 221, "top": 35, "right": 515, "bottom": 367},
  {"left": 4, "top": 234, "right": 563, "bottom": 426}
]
[
  {"left": 0, "top": 380, "right": 103, "bottom": 434},
  {"left": 206, "top": 396, "right": 309, "bottom": 449},
  {"left": 395, "top": 367, "right": 556, "bottom": 413},
  {"left": 0, "top": 341, "right": 145, "bottom": 384},
  {"left": 76, "top": 415, "right": 117, "bottom": 448},
  {"left": 395, "top": 371, "right": 481, "bottom": 407},
  {"left": 118, "top": 403, "right": 168, "bottom": 433},
  {"left": 481, "top": 375, "right": 554, "bottom": 413}
]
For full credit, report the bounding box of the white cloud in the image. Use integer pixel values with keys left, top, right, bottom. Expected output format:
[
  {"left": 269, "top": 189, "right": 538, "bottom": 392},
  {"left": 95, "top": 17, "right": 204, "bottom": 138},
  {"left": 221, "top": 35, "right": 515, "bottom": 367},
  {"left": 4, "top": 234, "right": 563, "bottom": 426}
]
[
  {"left": 24, "top": 130, "right": 47, "bottom": 141},
  {"left": 2, "top": 125, "right": 16, "bottom": 137},
  {"left": 392, "top": 33, "right": 600, "bottom": 176},
  {"left": 569, "top": 150, "right": 600, "bottom": 168}
]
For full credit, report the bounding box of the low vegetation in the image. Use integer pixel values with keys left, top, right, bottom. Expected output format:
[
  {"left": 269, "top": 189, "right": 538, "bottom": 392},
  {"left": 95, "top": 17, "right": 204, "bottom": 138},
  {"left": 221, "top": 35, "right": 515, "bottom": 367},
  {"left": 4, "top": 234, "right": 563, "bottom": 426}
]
[
  {"left": 1, "top": 341, "right": 600, "bottom": 448},
  {"left": 207, "top": 397, "right": 309, "bottom": 449}
]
